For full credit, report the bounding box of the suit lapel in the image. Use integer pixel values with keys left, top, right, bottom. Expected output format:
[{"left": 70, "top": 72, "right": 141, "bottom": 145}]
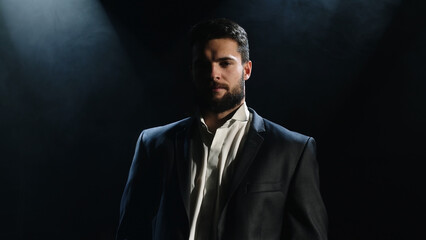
[
  {"left": 218, "top": 109, "right": 266, "bottom": 229},
  {"left": 175, "top": 118, "right": 194, "bottom": 222}
]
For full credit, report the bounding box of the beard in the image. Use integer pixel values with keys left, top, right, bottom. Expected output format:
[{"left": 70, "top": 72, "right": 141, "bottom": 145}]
[{"left": 197, "top": 73, "right": 245, "bottom": 114}]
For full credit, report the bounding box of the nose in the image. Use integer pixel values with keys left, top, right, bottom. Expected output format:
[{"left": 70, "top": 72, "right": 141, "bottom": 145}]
[{"left": 210, "top": 63, "right": 220, "bottom": 80}]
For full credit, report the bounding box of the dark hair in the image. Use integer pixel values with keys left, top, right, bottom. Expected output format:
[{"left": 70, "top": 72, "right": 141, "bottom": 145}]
[{"left": 189, "top": 18, "right": 250, "bottom": 63}]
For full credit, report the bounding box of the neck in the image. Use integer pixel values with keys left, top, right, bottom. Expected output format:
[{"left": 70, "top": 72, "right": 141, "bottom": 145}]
[{"left": 201, "top": 100, "right": 245, "bottom": 133}]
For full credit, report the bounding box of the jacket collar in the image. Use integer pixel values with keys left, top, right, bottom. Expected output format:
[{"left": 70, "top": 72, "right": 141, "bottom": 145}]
[
  {"left": 248, "top": 107, "right": 266, "bottom": 133},
  {"left": 175, "top": 116, "right": 195, "bottom": 224}
]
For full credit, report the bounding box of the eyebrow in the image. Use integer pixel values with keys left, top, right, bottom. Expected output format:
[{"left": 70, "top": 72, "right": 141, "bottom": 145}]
[
  {"left": 193, "top": 56, "right": 238, "bottom": 64},
  {"left": 215, "top": 56, "right": 238, "bottom": 62}
]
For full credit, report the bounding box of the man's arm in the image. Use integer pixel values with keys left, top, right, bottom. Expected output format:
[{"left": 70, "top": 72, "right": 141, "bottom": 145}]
[
  {"left": 282, "top": 137, "right": 328, "bottom": 239},
  {"left": 116, "top": 131, "right": 163, "bottom": 240}
]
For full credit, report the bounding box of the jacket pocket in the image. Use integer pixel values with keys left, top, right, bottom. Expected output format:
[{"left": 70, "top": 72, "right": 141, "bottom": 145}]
[{"left": 246, "top": 182, "right": 283, "bottom": 193}]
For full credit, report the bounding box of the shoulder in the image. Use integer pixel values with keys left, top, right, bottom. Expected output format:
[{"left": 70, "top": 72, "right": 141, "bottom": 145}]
[
  {"left": 250, "top": 107, "right": 312, "bottom": 146},
  {"left": 263, "top": 118, "right": 311, "bottom": 144},
  {"left": 258, "top": 116, "right": 316, "bottom": 161},
  {"left": 138, "top": 117, "right": 192, "bottom": 147}
]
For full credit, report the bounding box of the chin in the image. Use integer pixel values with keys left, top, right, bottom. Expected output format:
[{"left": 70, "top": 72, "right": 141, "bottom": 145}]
[
  {"left": 212, "top": 95, "right": 225, "bottom": 100},
  {"left": 208, "top": 95, "right": 223, "bottom": 102}
]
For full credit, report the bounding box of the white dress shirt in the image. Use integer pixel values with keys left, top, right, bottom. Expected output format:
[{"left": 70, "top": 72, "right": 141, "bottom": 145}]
[{"left": 189, "top": 102, "right": 252, "bottom": 240}]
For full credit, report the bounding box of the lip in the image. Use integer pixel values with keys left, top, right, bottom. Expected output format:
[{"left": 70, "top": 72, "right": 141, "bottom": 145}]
[
  {"left": 211, "top": 84, "right": 227, "bottom": 89},
  {"left": 211, "top": 86, "right": 226, "bottom": 91},
  {"left": 211, "top": 88, "right": 224, "bottom": 93}
]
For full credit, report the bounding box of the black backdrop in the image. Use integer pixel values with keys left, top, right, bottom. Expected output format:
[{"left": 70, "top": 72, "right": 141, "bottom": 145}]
[{"left": 1, "top": 0, "right": 425, "bottom": 239}]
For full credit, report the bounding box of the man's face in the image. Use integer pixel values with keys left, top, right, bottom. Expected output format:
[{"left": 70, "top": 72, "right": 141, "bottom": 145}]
[{"left": 192, "top": 38, "right": 252, "bottom": 113}]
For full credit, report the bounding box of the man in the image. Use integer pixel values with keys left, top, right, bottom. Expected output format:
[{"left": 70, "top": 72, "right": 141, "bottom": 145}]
[{"left": 116, "top": 18, "right": 328, "bottom": 240}]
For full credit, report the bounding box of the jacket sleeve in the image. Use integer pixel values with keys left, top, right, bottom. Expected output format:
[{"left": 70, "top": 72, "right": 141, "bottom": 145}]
[
  {"left": 282, "top": 137, "right": 328, "bottom": 240},
  {"left": 116, "top": 131, "right": 163, "bottom": 240}
]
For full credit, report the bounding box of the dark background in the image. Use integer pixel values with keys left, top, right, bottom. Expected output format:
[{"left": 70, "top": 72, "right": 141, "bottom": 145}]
[{"left": 1, "top": 0, "right": 425, "bottom": 239}]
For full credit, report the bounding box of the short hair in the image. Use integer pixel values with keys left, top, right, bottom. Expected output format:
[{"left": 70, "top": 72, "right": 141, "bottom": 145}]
[{"left": 189, "top": 18, "right": 250, "bottom": 63}]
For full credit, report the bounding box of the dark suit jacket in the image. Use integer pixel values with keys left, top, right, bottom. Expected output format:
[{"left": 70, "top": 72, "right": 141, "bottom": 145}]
[{"left": 116, "top": 108, "right": 328, "bottom": 240}]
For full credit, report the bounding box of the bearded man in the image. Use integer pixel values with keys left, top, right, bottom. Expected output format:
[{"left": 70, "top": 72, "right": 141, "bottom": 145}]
[{"left": 116, "top": 18, "right": 328, "bottom": 240}]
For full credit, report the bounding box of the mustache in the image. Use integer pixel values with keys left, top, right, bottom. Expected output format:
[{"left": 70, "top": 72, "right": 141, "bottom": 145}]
[{"left": 210, "top": 82, "right": 229, "bottom": 89}]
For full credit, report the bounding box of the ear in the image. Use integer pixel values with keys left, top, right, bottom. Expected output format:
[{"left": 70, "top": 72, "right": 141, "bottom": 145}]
[{"left": 243, "top": 60, "right": 252, "bottom": 80}]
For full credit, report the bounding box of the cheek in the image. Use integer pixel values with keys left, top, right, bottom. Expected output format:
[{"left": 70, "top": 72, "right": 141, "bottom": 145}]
[{"left": 226, "top": 68, "right": 244, "bottom": 80}]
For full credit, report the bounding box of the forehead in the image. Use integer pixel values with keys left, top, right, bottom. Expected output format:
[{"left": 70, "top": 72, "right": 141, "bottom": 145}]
[{"left": 192, "top": 38, "right": 241, "bottom": 61}]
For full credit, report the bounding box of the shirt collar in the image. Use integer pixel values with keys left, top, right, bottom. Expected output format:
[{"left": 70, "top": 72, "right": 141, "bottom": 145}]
[
  {"left": 198, "top": 102, "right": 249, "bottom": 133},
  {"left": 231, "top": 102, "right": 250, "bottom": 122}
]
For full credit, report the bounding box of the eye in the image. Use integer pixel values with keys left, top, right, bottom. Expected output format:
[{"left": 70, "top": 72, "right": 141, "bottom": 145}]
[{"left": 219, "top": 61, "right": 231, "bottom": 68}]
